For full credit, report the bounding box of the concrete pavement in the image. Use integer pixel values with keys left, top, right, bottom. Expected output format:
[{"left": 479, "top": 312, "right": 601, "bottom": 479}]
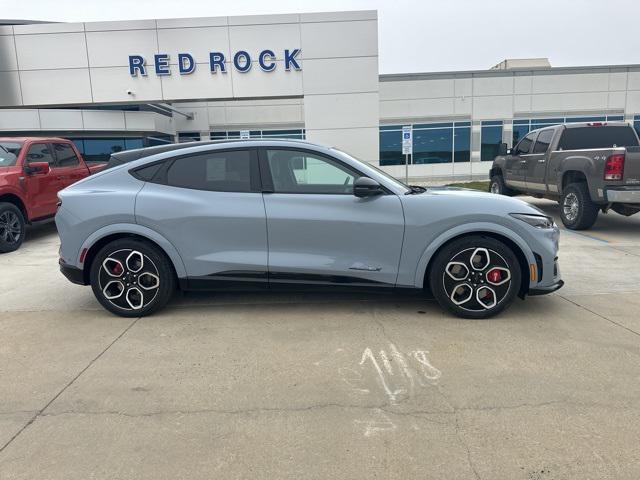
[{"left": 1, "top": 198, "right": 639, "bottom": 479}]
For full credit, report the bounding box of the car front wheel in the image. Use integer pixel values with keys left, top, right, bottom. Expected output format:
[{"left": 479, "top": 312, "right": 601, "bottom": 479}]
[
  {"left": 90, "top": 239, "right": 175, "bottom": 317},
  {"left": 489, "top": 175, "right": 515, "bottom": 196},
  {"left": 0, "top": 202, "right": 26, "bottom": 253},
  {"left": 428, "top": 235, "right": 521, "bottom": 319}
]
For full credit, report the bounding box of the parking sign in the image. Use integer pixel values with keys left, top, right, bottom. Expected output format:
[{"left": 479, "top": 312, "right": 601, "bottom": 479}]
[{"left": 402, "top": 126, "right": 412, "bottom": 155}]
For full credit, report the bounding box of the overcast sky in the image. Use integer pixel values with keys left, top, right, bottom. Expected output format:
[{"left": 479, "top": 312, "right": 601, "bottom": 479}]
[{"left": 2, "top": 0, "right": 639, "bottom": 73}]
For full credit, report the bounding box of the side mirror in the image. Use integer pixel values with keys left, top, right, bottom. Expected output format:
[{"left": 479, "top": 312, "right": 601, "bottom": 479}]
[
  {"left": 497, "top": 143, "right": 508, "bottom": 156},
  {"left": 354, "top": 176, "right": 383, "bottom": 198},
  {"left": 25, "top": 161, "right": 50, "bottom": 175}
]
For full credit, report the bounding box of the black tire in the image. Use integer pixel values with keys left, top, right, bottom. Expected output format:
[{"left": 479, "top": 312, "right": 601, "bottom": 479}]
[
  {"left": 428, "top": 235, "right": 521, "bottom": 319},
  {"left": 489, "top": 175, "right": 516, "bottom": 196},
  {"left": 90, "top": 238, "right": 175, "bottom": 317},
  {"left": 0, "top": 202, "right": 26, "bottom": 253},
  {"left": 560, "top": 182, "right": 599, "bottom": 230}
]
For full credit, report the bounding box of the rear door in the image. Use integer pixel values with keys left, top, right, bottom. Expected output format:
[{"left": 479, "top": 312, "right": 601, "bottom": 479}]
[
  {"left": 525, "top": 129, "right": 554, "bottom": 192},
  {"left": 22, "top": 142, "right": 58, "bottom": 218},
  {"left": 259, "top": 147, "right": 405, "bottom": 287},
  {"left": 51, "top": 142, "right": 89, "bottom": 188},
  {"left": 135, "top": 148, "right": 269, "bottom": 288},
  {"left": 505, "top": 131, "right": 536, "bottom": 190}
]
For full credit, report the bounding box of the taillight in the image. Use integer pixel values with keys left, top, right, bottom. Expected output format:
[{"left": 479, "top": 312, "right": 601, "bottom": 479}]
[{"left": 604, "top": 154, "right": 625, "bottom": 181}]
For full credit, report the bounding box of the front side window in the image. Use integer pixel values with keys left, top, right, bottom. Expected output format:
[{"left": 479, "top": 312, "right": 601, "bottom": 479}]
[
  {"left": 266, "top": 149, "right": 355, "bottom": 194},
  {"left": 52, "top": 143, "right": 80, "bottom": 168},
  {"left": 25, "top": 143, "right": 55, "bottom": 166},
  {"left": 533, "top": 129, "right": 554, "bottom": 154},
  {"left": 166, "top": 150, "right": 252, "bottom": 192},
  {"left": 514, "top": 132, "right": 536, "bottom": 155},
  {"left": 0, "top": 142, "right": 22, "bottom": 167}
]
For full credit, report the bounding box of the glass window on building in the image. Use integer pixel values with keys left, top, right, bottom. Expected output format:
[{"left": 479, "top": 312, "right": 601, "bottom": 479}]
[
  {"left": 178, "top": 132, "right": 201, "bottom": 143},
  {"left": 634, "top": 115, "right": 640, "bottom": 138},
  {"left": 147, "top": 135, "right": 173, "bottom": 146},
  {"left": 82, "top": 139, "right": 126, "bottom": 164},
  {"left": 209, "top": 129, "right": 305, "bottom": 140},
  {"left": 413, "top": 124, "right": 453, "bottom": 164},
  {"left": 512, "top": 120, "right": 530, "bottom": 145},
  {"left": 454, "top": 122, "right": 471, "bottom": 162},
  {"left": 480, "top": 121, "right": 503, "bottom": 162},
  {"left": 379, "top": 128, "right": 404, "bottom": 166}
]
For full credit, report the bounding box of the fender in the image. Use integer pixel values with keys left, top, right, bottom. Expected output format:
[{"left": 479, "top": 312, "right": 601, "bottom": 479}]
[
  {"left": 0, "top": 184, "right": 31, "bottom": 220},
  {"left": 412, "top": 221, "right": 536, "bottom": 288},
  {"left": 557, "top": 154, "right": 596, "bottom": 194},
  {"left": 79, "top": 223, "right": 188, "bottom": 278}
]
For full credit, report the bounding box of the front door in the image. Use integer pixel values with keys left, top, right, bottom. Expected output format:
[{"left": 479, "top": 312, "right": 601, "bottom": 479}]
[
  {"left": 504, "top": 131, "right": 536, "bottom": 190},
  {"left": 22, "top": 142, "right": 58, "bottom": 219},
  {"left": 260, "top": 148, "right": 405, "bottom": 288},
  {"left": 525, "top": 129, "right": 553, "bottom": 193},
  {"left": 51, "top": 143, "right": 89, "bottom": 189}
]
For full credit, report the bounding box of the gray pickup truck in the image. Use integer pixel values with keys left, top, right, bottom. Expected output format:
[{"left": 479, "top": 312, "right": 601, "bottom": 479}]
[{"left": 489, "top": 122, "right": 640, "bottom": 229}]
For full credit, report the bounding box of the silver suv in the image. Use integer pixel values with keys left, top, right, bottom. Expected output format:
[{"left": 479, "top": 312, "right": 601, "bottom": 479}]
[{"left": 56, "top": 140, "right": 563, "bottom": 319}]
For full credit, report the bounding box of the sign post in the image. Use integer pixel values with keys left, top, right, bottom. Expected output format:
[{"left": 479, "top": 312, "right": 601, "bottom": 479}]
[{"left": 402, "top": 125, "right": 412, "bottom": 184}]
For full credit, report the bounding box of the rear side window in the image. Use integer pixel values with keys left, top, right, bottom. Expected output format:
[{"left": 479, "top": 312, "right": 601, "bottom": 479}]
[
  {"left": 25, "top": 143, "right": 55, "bottom": 165},
  {"left": 0, "top": 142, "right": 22, "bottom": 167},
  {"left": 533, "top": 129, "right": 554, "bottom": 154},
  {"left": 558, "top": 126, "right": 640, "bottom": 150},
  {"left": 132, "top": 162, "right": 164, "bottom": 181},
  {"left": 52, "top": 143, "right": 80, "bottom": 167},
  {"left": 166, "top": 150, "right": 252, "bottom": 192}
]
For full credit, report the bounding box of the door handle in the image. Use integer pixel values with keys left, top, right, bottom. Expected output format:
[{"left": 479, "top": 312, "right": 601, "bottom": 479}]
[{"left": 538, "top": 159, "right": 546, "bottom": 164}]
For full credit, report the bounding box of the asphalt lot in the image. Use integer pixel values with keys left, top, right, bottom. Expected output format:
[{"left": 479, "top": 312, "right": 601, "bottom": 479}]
[{"left": 1, "top": 196, "right": 640, "bottom": 479}]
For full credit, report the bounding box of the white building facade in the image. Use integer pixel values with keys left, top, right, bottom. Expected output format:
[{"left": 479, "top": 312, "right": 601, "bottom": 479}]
[{"left": 2, "top": 10, "right": 640, "bottom": 181}]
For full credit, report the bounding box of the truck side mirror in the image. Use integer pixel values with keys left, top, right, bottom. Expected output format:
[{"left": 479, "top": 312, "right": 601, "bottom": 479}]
[
  {"left": 497, "top": 143, "right": 508, "bottom": 156},
  {"left": 25, "top": 161, "right": 50, "bottom": 175}
]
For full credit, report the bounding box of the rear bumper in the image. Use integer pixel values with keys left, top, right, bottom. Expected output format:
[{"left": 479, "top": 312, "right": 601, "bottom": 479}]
[
  {"left": 529, "top": 279, "right": 564, "bottom": 296},
  {"left": 59, "top": 260, "right": 87, "bottom": 285},
  {"left": 605, "top": 187, "right": 640, "bottom": 203}
]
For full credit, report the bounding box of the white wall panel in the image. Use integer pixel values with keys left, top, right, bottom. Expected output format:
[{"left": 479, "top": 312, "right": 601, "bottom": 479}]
[
  {"left": 306, "top": 127, "right": 378, "bottom": 162},
  {"left": 0, "top": 35, "right": 18, "bottom": 71},
  {"left": 82, "top": 110, "right": 126, "bottom": 130},
  {"left": 221, "top": 104, "right": 303, "bottom": 126},
  {"left": 160, "top": 70, "right": 234, "bottom": 100},
  {"left": 531, "top": 92, "right": 608, "bottom": 112},
  {"left": 229, "top": 24, "right": 300, "bottom": 60},
  {"left": 15, "top": 33, "right": 88, "bottom": 70},
  {"left": 13, "top": 23, "right": 84, "bottom": 34},
  {"left": 39, "top": 110, "right": 83, "bottom": 130},
  {"left": 0, "top": 109, "right": 39, "bottom": 129},
  {"left": 532, "top": 72, "right": 609, "bottom": 94},
  {"left": 472, "top": 95, "right": 512, "bottom": 119},
  {"left": 21, "top": 69, "right": 92, "bottom": 105},
  {"left": 301, "top": 20, "right": 377, "bottom": 59},
  {"left": 84, "top": 20, "right": 156, "bottom": 32},
  {"left": 124, "top": 111, "right": 157, "bottom": 131},
  {"left": 303, "top": 57, "right": 377, "bottom": 95},
  {"left": 380, "top": 79, "right": 453, "bottom": 100},
  {"left": 156, "top": 17, "right": 228, "bottom": 28},
  {"left": 86, "top": 30, "right": 158, "bottom": 68},
  {"left": 232, "top": 62, "right": 303, "bottom": 97},
  {"left": 626, "top": 71, "right": 640, "bottom": 90},
  {"left": 473, "top": 76, "right": 513, "bottom": 96},
  {"left": 514, "top": 75, "right": 532, "bottom": 94},
  {"left": 380, "top": 97, "right": 455, "bottom": 120},
  {"left": 609, "top": 71, "right": 627, "bottom": 91},
  {"left": 304, "top": 93, "right": 378, "bottom": 130},
  {"left": 0, "top": 71, "right": 21, "bottom": 106},
  {"left": 90, "top": 67, "right": 162, "bottom": 103},
  {"left": 301, "top": 11, "right": 376, "bottom": 22},
  {"left": 157, "top": 27, "right": 229, "bottom": 65}
]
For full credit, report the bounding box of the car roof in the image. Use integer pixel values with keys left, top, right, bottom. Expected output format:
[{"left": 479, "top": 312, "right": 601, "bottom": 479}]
[
  {"left": 527, "top": 121, "right": 630, "bottom": 134},
  {"left": 0, "top": 136, "right": 73, "bottom": 143},
  {"left": 108, "top": 139, "right": 328, "bottom": 165}
]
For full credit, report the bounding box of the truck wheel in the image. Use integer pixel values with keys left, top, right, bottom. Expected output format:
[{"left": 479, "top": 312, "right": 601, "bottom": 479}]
[
  {"left": 489, "top": 175, "right": 515, "bottom": 196},
  {"left": 0, "top": 202, "right": 25, "bottom": 253},
  {"left": 428, "top": 235, "right": 521, "bottom": 319},
  {"left": 89, "top": 238, "right": 176, "bottom": 317},
  {"left": 560, "top": 183, "right": 599, "bottom": 230}
]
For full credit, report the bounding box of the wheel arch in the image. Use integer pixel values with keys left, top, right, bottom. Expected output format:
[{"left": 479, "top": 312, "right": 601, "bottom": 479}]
[
  {"left": 79, "top": 224, "right": 187, "bottom": 285},
  {"left": 0, "top": 193, "right": 29, "bottom": 222},
  {"left": 415, "top": 224, "right": 534, "bottom": 298}
]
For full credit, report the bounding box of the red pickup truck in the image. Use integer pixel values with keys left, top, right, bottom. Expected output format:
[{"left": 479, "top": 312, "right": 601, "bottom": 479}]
[{"left": 0, "top": 137, "right": 105, "bottom": 253}]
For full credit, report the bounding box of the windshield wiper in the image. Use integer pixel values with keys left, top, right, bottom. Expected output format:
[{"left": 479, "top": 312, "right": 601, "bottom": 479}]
[{"left": 405, "top": 185, "right": 426, "bottom": 195}]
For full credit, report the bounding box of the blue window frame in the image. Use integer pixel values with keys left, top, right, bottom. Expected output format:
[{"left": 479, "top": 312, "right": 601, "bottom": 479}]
[
  {"left": 210, "top": 129, "right": 305, "bottom": 140},
  {"left": 481, "top": 121, "right": 503, "bottom": 161}
]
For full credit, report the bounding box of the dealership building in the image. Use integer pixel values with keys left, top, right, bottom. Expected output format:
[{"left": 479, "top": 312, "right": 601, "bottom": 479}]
[{"left": 2, "top": 10, "right": 640, "bottom": 181}]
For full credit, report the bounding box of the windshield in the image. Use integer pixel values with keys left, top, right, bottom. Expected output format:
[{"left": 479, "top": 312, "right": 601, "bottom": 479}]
[
  {"left": 0, "top": 142, "right": 22, "bottom": 167},
  {"left": 331, "top": 148, "right": 410, "bottom": 192}
]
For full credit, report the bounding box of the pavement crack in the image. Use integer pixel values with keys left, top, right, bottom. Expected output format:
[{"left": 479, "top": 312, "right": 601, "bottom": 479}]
[
  {"left": 558, "top": 294, "right": 640, "bottom": 338},
  {"left": 0, "top": 316, "right": 140, "bottom": 455}
]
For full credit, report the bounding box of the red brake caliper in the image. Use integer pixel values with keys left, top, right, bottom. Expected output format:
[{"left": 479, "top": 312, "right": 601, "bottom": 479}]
[
  {"left": 112, "top": 263, "right": 123, "bottom": 275},
  {"left": 487, "top": 268, "right": 501, "bottom": 283}
]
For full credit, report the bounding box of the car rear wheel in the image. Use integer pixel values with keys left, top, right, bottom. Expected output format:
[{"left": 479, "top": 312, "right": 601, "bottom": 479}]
[
  {"left": 489, "top": 175, "right": 516, "bottom": 196},
  {"left": 560, "top": 182, "right": 599, "bottom": 230},
  {"left": 428, "top": 235, "right": 521, "bottom": 319},
  {"left": 0, "top": 202, "right": 25, "bottom": 253},
  {"left": 90, "top": 239, "right": 175, "bottom": 317}
]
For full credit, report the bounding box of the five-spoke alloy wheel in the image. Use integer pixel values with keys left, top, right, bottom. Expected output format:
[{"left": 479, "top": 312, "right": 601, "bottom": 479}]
[
  {"left": 0, "top": 202, "right": 26, "bottom": 253},
  {"left": 90, "top": 239, "right": 175, "bottom": 317},
  {"left": 429, "top": 235, "right": 521, "bottom": 319}
]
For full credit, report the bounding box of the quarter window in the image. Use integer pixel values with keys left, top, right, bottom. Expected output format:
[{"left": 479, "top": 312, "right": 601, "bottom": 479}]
[
  {"left": 25, "top": 143, "right": 55, "bottom": 166},
  {"left": 52, "top": 143, "right": 80, "bottom": 167},
  {"left": 533, "top": 130, "right": 554, "bottom": 154},
  {"left": 266, "top": 149, "right": 355, "bottom": 194},
  {"left": 166, "top": 150, "right": 252, "bottom": 192}
]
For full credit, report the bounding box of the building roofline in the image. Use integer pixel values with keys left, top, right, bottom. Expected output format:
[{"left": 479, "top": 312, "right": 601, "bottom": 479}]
[{"left": 379, "top": 63, "right": 640, "bottom": 82}]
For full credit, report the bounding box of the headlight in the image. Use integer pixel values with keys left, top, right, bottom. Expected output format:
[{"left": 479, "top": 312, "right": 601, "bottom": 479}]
[{"left": 510, "top": 213, "right": 555, "bottom": 229}]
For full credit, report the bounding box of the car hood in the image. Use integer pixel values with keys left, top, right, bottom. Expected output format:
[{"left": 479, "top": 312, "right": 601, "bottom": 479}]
[{"left": 405, "top": 186, "right": 546, "bottom": 217}]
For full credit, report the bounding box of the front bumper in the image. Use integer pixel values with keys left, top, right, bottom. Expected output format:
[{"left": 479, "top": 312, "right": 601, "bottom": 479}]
[
  {"left": 605, "top": 187, "right": 640, "bottom": 203},
  {"left": 529, "top": 279, "right": 564, "bottom": 296},
  {"left": 59, "top": 259, "right": 87, "bottom": 285}
]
